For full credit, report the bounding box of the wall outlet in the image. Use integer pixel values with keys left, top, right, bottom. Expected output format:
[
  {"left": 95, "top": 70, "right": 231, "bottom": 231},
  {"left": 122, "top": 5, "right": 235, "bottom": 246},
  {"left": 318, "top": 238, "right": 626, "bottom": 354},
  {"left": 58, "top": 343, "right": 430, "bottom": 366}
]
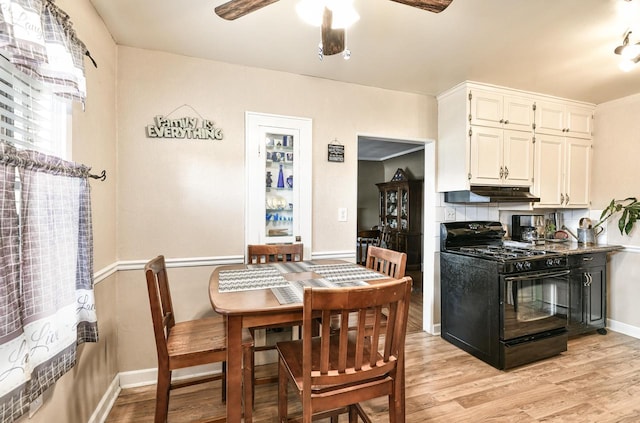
[
  {"left": 29, "top": 395, "right": 43, "bottom": 417},
  {"left": 444, "top": 207, "right": 456, "bottom": 221},
  {"left": 338, "top": 207, "right": 348, "bottom": 222}
]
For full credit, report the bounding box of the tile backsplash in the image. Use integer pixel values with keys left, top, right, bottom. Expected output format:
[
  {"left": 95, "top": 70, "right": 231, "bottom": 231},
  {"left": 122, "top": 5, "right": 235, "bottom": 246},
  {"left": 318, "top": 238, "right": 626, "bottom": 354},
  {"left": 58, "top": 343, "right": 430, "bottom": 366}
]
[{"left": 434, "top": 193, "right": 607, "bottom": 248}]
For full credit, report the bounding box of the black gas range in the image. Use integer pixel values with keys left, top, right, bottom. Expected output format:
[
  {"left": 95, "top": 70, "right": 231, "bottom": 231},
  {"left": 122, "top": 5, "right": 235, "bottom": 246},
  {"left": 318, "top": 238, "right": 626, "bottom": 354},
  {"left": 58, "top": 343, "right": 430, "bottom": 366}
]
[{"left": 440, "top": 221, "right": 569, "bottom": 370}]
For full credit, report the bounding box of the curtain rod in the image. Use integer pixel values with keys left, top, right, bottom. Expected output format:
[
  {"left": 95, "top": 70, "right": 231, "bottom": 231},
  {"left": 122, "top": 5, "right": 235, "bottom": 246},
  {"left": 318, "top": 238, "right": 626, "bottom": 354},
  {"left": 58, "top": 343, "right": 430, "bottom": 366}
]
[
  {"left": 0, "top": 143, "right": 107, "bottom": 182},
  {"left": 88, "top": 170, "right": 106, "bottom": 181}
]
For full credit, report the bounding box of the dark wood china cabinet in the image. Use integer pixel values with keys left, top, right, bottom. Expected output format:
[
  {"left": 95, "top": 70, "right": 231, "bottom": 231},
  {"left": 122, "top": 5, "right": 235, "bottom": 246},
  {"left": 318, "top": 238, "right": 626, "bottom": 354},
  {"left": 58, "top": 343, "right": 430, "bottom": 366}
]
[{"left": 376, "top": 168, "right": 423, "bottom": 269}]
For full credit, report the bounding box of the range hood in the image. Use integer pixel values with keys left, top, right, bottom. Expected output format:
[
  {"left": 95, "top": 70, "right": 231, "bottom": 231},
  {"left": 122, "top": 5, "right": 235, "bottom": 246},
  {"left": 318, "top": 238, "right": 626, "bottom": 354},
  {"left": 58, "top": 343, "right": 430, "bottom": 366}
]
[{"left": 444, "top": 186, "right": 540, "bottom": 204}]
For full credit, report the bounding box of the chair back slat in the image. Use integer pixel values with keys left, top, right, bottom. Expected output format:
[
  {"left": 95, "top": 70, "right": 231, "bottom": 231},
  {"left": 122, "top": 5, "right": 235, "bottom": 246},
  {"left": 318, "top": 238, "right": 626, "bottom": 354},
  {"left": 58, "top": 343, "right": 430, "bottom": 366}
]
[
  {"left": 303, "top": 277, "right": 412, "bottom": 388},
  {"left": 247, "top": 243, "right": 303, "bottom": 264},
  {"left": 145, "top": 255, "right": 175, "bottom": 362},
  {"left": 365, "top": 245, "right": 407, "bottom": 279}
]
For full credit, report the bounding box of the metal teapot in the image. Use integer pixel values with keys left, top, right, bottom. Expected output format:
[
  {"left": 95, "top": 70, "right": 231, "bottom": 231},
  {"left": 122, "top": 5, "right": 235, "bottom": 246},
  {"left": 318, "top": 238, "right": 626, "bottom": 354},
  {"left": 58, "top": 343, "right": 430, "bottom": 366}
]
[{"left": 562, "top": 225, "right": 603, "bottom": 246}]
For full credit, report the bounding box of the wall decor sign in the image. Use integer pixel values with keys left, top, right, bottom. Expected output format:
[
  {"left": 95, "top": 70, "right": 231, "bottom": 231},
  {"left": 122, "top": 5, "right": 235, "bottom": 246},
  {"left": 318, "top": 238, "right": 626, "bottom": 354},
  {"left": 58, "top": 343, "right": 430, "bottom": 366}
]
[
  {"left": 146, "top": 115, "right": 224, "bottom": 140},
  {"left": 328, "top": 142, "right": 344, "bottom": 162}
]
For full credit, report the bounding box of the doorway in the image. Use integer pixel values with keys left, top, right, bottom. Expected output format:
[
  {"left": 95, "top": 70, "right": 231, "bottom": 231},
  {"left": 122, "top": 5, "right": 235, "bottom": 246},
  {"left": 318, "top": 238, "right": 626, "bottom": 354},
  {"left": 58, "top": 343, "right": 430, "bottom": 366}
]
[{"left": 357, "top": 135, "right": 437, "bottom": 334}]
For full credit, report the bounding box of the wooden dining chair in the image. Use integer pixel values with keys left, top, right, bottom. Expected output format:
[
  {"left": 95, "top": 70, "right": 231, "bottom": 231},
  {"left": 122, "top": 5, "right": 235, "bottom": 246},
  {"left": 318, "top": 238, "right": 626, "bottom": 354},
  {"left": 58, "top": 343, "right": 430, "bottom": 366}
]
[
  {"left": 246, "top": 243, "right": 304, "bottom": 395},
  {"left": 356, "top": 229, "right": 380, "bottom": 265},
  {"left": 365, "top": 245, "right": 407, "bottom": 279},
  {"left": 247, "top": 243, "right": 303, "bottom": 264},
  {"left": 276, "top": 277, "right": 413, "bottom": 423},
  {"left": 144, "top": 255, "right": 254, "bottom": 423}
]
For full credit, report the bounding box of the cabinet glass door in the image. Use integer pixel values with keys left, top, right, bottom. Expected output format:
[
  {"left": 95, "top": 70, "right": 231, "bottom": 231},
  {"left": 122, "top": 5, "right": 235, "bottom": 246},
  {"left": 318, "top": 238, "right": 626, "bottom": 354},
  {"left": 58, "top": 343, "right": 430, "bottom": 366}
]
[
  {"left": 245, "top": 112, "right": 312, "bottom": 255},
  {"left": 386, "top": 189, "right": 398, "bottom": 229},
  {"left": 264, "top": 133, "right": 295, "bottom": 239},
  {"left": 399, "top": 188, "right": 408, "bottom": 230}
]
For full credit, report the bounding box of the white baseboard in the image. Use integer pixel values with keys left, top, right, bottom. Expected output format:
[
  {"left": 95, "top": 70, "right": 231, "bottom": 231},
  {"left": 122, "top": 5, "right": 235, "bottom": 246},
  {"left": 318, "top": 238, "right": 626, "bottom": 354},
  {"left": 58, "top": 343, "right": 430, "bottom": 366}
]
[
  {"left": 90, "top": 365, "right": 225, "bottom": 422},
  {"left": 87, "top": 375, "right": 121, "bottom": 423},
  {"left": 606, "top": 319, "right": 640, "bottom": 339}
]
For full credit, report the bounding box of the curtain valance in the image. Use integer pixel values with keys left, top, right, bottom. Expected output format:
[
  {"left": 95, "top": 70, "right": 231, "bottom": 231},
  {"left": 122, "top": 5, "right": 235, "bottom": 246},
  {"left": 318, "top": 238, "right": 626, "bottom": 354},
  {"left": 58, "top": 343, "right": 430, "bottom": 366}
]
[{"left": 0, "top": 0, "right": 95, "bottom": 101}]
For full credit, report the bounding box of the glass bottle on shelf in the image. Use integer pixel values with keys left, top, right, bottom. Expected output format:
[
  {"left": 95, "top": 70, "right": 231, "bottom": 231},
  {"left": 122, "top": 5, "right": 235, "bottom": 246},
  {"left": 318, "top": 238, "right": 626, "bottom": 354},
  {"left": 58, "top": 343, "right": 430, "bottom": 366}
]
[
  {"left": 264, "top": 133, "right": 294, "bottom": 239},
  {"left": 277, "top": 164, "right": 285, "bottom": 188}
]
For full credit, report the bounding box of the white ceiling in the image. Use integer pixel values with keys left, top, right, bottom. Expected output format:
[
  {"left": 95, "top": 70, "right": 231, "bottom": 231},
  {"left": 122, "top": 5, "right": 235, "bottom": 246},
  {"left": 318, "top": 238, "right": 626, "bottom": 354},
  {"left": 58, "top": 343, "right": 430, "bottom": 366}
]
[{"left": 88, "top": 0, "right": 640, "bottom": 158}]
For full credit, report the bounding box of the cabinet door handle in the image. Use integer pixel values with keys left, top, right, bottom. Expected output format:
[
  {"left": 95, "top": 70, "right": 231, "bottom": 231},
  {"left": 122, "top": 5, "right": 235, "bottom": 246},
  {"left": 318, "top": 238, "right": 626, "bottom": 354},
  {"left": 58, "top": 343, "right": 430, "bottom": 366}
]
[
  {"left": 504, "top": 166, "right": 509, "bottom": 179},
  {"left": 499, "top": 119, "right": 504, "bottom": 124},
  {"left": 499, "top": 166, "right": 504, "bottom": 179},
  {"left": 565, "top": 194, "right": 570, "bottom": 205},
  {"left": 504, "top": 120, "right": 509, "bottom": 125},
  {"left": 560, "top": 193, "right": 565, "bottom": 204},
  {"left": 582, "top": 257, "right": 594, "bottom": 261}
]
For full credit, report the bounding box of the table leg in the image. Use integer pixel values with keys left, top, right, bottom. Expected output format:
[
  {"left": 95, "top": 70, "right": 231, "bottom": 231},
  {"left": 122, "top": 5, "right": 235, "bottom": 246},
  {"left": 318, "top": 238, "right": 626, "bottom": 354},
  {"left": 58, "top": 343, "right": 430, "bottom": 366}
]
[{"left": 226, "top": 315, "right": 242, "bottom": 422}]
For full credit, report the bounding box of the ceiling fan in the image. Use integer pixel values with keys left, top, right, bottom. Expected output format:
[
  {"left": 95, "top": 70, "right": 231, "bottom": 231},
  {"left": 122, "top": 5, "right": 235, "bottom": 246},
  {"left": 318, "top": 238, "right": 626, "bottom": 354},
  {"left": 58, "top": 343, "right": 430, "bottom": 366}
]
[{"left": 214, "top": 0, "right": 453, "bottom": 58}]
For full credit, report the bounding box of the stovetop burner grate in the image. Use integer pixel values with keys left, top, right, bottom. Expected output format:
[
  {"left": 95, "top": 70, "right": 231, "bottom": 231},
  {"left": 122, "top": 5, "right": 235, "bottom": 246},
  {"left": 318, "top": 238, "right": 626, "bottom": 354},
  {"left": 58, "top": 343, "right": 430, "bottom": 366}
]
[{"left": 457, "top": 245, "right": 548, "bottom": 260}]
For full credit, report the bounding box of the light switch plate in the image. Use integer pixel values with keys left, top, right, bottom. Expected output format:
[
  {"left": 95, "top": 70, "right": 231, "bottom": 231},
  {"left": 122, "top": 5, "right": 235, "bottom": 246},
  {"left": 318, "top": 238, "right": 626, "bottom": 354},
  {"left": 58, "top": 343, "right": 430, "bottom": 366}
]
[{"left": 338, "top": 208, "right": 348, "bottom": 222}]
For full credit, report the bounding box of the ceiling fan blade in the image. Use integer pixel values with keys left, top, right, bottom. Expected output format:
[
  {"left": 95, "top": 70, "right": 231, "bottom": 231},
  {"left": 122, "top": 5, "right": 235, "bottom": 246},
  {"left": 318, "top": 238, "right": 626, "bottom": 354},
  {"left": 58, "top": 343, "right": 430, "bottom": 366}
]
[
  {"left": 321, "top": 7, "right": 345, "bottom": 56},
  {"left": 215, "top": 0, "right": 279, "bottom": 20},
  {"left": 389, "top": 0, "right": 453, "bottom": 13}
]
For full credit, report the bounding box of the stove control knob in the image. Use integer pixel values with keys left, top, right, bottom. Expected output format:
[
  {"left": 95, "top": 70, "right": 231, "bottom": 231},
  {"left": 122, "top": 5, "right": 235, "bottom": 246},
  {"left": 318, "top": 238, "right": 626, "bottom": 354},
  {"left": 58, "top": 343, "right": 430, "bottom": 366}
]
[
  {"left": 516, "top": 262, "right": 523, "bottom": 270},
  {"left": 546, "top": 258, "right": 554, "bottom": 267},
  {"left": 524, "top": 261, "right": 532, "bottom": 270},
  {"left": 554, "top": 258, "right": 562, "bottom": 266}
]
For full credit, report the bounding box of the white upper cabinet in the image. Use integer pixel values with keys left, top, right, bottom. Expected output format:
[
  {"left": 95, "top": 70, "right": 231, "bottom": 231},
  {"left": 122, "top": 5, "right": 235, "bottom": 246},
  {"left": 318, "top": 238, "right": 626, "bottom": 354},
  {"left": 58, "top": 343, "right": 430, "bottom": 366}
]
[
  {"left": 533, "top": 134, "right": 591, "bottom": 208},
  {"left": 437, "top": 81, "right": 594, "bottom": 197},
  {"left": 470, "top": 89, "right": 534, "bottom": 132},
  {"left": 469, "top": 127, "right": 533, "bottom": 187},
  {"left": 535, "top": 100, "right": 593, "bottom": 139}
]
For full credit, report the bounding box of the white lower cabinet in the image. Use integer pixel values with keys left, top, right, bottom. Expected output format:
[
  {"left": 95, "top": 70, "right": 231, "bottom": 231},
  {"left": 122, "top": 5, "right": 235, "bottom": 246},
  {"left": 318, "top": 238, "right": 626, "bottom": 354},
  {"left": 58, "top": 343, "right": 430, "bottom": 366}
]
[{"left": 533, "top": 134, "right": 591, "bottom": 208}]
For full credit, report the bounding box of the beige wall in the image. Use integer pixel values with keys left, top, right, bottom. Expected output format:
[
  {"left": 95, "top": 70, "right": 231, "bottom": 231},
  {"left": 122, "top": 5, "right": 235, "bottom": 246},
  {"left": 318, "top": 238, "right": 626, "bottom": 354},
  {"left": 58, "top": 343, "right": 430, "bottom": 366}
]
[
  {"left": 115, "top": 46, "right": 437, "bottom": 369},
  {"left": 116, "top": 46, "right": 436, "bottom": 259},
  {"left": 592, "top": 95, "right": 640, "bottom": 329},
  {"left": 28, "top": 1, "right": 119, "bottom": 422},
  {"left": 357, "top": 160, "right": 384, "bottom": 230}
]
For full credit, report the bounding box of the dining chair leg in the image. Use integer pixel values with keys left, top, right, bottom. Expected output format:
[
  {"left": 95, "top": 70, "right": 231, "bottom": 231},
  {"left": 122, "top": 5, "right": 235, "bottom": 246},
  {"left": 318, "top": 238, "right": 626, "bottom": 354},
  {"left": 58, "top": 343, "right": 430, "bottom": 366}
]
[
  {"left": 221, "top": 361, "right": 226, "bottom": 403},
  {"left": 243, "top": 344, "right": 253, "bottom": 423},
  {"left": 155, "top": 367, "right": 171, "bottom": 423},
  {"left": 277, "top": 359, "right": 288, "bottom": 422}
]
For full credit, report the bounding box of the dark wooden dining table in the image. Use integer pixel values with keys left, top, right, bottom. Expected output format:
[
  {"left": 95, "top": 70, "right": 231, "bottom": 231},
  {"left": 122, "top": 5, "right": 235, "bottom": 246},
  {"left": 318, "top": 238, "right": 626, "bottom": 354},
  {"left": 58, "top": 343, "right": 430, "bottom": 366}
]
[{"left": 208, "top": 259, "right": 396, "bottom": 422}]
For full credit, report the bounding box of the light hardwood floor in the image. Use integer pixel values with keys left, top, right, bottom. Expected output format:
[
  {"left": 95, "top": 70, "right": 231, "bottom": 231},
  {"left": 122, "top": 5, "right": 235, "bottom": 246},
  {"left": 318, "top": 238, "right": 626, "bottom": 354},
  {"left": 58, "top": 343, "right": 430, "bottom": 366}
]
[{"left": 106, "top": 293, "right": 640, "bottom": 422}]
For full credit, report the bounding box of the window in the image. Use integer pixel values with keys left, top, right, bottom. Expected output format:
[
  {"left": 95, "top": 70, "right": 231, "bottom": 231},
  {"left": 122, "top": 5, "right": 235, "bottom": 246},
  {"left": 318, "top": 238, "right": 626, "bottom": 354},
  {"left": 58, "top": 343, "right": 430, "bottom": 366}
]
[{"left": 0, "top": 56, "right": 70, "bottom": 159}]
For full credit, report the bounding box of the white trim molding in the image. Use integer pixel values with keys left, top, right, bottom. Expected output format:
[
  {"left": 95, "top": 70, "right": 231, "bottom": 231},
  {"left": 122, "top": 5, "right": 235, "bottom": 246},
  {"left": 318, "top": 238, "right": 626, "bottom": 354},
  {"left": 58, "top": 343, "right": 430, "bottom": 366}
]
[
  {"left": 606, "top": 319, "right": 640, "bottom": 339},
  {"left": 87, "top": 375, "right": 121, "bottom": 423}
]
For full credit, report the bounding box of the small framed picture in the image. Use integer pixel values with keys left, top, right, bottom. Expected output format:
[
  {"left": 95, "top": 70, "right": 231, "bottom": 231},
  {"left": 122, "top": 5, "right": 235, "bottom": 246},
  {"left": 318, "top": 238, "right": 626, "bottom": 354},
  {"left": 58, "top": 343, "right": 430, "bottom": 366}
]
[{"left": 328, "top": 143, "right": 344, "bottom": 162}]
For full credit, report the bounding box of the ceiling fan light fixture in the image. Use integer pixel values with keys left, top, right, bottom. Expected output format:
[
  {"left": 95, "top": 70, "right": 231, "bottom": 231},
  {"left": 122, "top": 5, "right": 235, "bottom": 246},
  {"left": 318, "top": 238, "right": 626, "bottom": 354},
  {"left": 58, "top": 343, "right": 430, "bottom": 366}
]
[
  {"left": 326, "top": 0, "right": 359, "bottom": 29},
  {"left": 296, "top": 0, "right": 324, "bottom": 26},
  {"left": 619, "top": 58, "right": 637, "bottom": 72},
  {"left": 621, "top": 42, "right": 640, "bottom": 60},
  {"left": 614, "top": 30, "right": 640, "bottom": 70},
  {"left": 296, "top": 0, "right": 359, "bottom": 29}
]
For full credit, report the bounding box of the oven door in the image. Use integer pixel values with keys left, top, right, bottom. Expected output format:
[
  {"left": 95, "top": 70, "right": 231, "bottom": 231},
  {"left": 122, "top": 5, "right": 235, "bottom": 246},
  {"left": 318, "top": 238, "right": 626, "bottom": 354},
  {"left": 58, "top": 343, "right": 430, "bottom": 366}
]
[{"left": 502, "top": 269, "right": 570, "bottom": 340}]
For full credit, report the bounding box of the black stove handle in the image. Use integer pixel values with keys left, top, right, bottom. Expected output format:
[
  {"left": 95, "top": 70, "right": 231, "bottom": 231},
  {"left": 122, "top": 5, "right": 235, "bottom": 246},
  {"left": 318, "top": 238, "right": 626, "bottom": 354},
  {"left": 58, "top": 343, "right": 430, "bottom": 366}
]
[{"left": 504, "top": 269, "right": 570, "bottom": 282}]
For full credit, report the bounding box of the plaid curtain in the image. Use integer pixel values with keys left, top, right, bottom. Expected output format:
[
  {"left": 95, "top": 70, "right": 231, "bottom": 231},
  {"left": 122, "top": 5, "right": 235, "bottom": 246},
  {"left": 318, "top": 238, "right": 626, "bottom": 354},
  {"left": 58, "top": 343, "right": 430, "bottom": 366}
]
[
  {"left": 0, "top": 0, "right": 89, "bottom": 101},
  {"left": 0, "top": 142, "right": 97, "bottom": 423}
]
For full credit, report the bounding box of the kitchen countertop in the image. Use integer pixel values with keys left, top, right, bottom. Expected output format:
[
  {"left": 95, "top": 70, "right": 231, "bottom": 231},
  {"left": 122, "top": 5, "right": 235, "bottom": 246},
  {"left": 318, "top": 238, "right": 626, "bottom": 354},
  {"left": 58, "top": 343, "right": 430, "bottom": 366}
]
[{"left": 535, "top": 242, "right": 623, "bottom": 255}]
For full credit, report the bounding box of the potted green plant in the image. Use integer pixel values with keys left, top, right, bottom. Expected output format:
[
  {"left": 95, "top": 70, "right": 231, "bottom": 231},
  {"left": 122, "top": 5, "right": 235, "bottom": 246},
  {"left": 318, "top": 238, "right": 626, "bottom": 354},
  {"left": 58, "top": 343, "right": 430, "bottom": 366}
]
[{"left": 594, "top": 197, "right": 640, "bottom": 235}]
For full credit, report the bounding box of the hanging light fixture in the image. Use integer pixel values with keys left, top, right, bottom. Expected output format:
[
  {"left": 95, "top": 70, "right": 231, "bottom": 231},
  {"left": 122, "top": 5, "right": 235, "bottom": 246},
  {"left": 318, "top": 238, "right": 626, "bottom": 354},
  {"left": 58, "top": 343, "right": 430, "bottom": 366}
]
[
  {"left": 614, "top": 30, "right": 640, "bottom": 71},
  {"left": 296, "top": 0, "right": 360, "bottom": 28},
  {"left": 297, "top": 0, "right": 359, "bottom": 59}
]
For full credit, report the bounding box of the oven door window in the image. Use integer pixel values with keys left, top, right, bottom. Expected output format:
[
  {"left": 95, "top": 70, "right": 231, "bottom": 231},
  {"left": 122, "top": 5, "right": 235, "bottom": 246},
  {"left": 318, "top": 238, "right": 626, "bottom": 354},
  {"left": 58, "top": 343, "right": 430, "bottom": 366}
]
[{"left": 502, "top": 270, "right": 569, "bottom": 340}]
